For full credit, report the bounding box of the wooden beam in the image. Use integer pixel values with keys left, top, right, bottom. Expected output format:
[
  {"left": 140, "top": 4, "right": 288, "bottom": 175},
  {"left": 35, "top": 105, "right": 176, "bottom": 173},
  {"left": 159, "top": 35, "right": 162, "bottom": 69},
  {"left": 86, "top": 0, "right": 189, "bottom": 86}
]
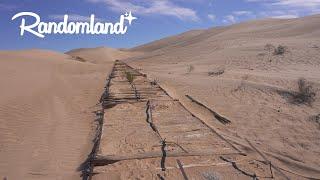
[
  {"left": 93, "top": 149, "right": 241, "bottom": 166},
  {"left": 185, "top": 95, "right": 231, "bottom": 124}
]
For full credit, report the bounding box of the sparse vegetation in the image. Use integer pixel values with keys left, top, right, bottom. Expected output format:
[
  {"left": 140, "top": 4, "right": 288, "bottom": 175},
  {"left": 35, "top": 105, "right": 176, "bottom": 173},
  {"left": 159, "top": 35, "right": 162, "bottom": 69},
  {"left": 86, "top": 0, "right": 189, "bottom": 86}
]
[
  {"left": 71, "top": 56, "right": 86, "bottom": 62},
  {"left": 265, "top": 44, "right": 275, "bottom": 53},
  {"left": 309, "top": 114, "right": 320, "bottom": 127},
  {"left": 187, "top": 65, "right": 194, "bottom": 74},
  {"left": 208, "top": 67, "right": 225, "bottom": 76},
  {"left": 273, "top": 45, "right": 287, "bottom": 55},
  {"left": 264, "top": 44, "right": 275, "bottom": 62},
  {"left": 293, "top": 78, "right": 316, "bottom": 105},
  {"left": 264, "top": 44, "right": 275, "bottom": 51},
  {"left": 263, "top": 44, "right": 288, "bottom": 61},
  {"left": 310, "top": 114, "right": 320, "bottom": 121},
  {"left": 202, "top": 172, "right": 220, "bottom": 180},
  {"left": 125, "top": 71, "right": 135, "bottom": 84},
  {"left": 151, "top": 79, "right": 158, "bottom": 86},
  {"left": 278, "top": 78, "right": 316, "bottom": 106}
]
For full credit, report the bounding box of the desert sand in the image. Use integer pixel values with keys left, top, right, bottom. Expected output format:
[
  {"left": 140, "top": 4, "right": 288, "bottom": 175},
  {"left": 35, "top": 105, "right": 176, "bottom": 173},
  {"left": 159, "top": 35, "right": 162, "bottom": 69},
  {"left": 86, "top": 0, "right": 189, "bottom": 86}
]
[
  {"left": 0, "top": 48, "right": 136, "bottom": 179},
  {"left": 125, "top": 14, "right": 320, "bottom": 179},
  {"left": 1, "top": 14, "right": 320, "bottom": 179}
]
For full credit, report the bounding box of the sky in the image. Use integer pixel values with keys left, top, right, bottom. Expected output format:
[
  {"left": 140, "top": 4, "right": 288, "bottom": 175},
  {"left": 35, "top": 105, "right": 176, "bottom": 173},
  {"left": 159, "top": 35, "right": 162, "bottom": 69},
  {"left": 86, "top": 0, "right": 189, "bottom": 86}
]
[{"left": 0, "top": 0, "right": 320, "bottom": 52}]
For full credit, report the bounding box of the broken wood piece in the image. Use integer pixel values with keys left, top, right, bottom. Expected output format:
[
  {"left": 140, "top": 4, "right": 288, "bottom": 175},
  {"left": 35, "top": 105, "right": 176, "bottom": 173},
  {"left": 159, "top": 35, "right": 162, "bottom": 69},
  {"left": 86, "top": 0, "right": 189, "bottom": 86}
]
[
  {"left": 177, "top": 159, "right": 189, "bottom": 180},
  {"left": 185, "top": 95, "right": 231, "bottom": 124},
  {"left": 93, "top": 150, "right": 242, "bottom": 166}
]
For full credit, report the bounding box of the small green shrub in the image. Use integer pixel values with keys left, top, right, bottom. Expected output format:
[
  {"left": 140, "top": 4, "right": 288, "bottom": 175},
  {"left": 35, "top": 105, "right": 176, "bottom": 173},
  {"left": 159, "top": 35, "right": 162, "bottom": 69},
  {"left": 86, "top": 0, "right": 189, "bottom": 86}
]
[
  {"left": 187, "top": 65, "right": 194, "bottom": 74},
  {"left": 125, "top": 71, "right": 135, "bottom": 84},
  {"left": 71, "top": 56, "right": 86, "bottom": 62}
]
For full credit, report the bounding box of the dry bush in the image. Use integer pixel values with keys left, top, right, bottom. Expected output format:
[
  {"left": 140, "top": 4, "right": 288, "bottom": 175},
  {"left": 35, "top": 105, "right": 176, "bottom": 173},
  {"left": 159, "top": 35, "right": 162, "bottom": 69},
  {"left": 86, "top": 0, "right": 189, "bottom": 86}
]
[
  {"left": 263, "top": 44, "right": 287, "bottom": 61},
  {"left": 264, "top": 44, "right": 275, "bottom": 61},
  {"left": 278, "top": 78, "right": 316, "bottom": 106},
  {"left": 71, "top": 56, "right": 86, "bottom": 62},
  {"left": 274, "top": 45, "right": 287, "bottom": 55},
  {"left": 125, "top": 71, "right": 135, "bottom": 84},
  {"left": 264, "top": 44, "right": 275, "bottom": 52},
  {"left": 294, "top": 78, "right": 316, "bottom": 105},
  {"left": 150, "top": 79, "right": 158, "bottom": 86},
  {"left": 208, "top": 67, "right": 225, "bottom": 76},
  {"left": 309, "top": 114, "right": 320, "bottom": 128},
  {"left": 187, "top": 65, "right": 194, "bottom": 74}
]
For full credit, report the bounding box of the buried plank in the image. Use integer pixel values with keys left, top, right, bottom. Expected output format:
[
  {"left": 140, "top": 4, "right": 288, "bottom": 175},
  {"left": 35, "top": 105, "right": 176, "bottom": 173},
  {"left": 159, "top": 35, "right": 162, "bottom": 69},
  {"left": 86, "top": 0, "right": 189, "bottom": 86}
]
[
  {"left": 93, "top": 149, "right": 242, "bottom": 166},
  {"left": 185, "top": 94, "right": 231, "bottom": 124},
  {"left": 92, "top": 61, "right": 276, "bottom": 179},
  {"left": 176, "top": 159, "right": 189, "bottom": 180}
]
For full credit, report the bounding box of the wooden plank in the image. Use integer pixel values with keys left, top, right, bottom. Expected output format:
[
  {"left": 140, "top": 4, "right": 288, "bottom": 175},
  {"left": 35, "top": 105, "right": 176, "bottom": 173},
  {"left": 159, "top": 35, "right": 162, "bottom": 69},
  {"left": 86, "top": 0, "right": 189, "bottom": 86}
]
[
  {"left": 185, "top": 95, "right": 231, "bottom": 124},
  {"left": 93, "top": 149, "right": 241, "bottom": 166}
]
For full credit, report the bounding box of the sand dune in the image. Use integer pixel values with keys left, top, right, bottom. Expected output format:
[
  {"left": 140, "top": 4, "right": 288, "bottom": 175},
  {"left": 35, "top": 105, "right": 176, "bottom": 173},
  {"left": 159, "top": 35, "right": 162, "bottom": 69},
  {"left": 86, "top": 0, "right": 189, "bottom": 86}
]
[
  {"left": 131, "top": 30, "right": 205, "bottom": 52},
  {"left": 131, "top": 15, "right": 320, "bottom": 54},
  {"left": 66, "top": 46, "right": 140, "bottom": 64},
  {"left": 127, "top": 14, "right": 320, "bottom": 179},
  {"left": 0, "top": 48, "right": 133, "bottom": 179}
]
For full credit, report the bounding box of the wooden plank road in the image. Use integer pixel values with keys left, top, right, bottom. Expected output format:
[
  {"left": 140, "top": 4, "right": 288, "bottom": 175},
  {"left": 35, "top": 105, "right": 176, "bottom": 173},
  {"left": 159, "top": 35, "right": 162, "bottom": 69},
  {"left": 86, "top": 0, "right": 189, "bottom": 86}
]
[{"left": 88, "top": 60, "right": 272, "bottom": 180}]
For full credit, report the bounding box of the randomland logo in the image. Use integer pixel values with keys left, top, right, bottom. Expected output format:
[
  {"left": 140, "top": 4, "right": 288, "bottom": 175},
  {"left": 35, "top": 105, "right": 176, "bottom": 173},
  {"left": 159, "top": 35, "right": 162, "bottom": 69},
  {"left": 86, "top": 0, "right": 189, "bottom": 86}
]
[{"left": 11, "top": 12, "right": 137, "bottom": 38}]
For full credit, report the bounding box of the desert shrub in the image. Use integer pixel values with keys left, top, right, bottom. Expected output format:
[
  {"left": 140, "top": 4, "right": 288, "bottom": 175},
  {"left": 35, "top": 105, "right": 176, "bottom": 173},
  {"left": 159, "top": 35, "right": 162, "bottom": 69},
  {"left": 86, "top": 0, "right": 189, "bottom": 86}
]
[
  {"left": 293, "top": 78, "right": 316, "bottom": 105},
  {"left": 151, "top": 79, "right": 158, "bottom": 86},
  {"left": 278, "top": 78, "right": 316, "bottom": 106},
  {"left": 265, "top": 44, "right": 275, "bottom": 52},
  {"left": 264, "top": 44, "right": 275, "bottom": 61},
  {"left": 125, "top": 71, "right": 135, "bottom": 84},
  {"left": 71, "top": 56, "right": 86, "bottom": 62},
  {"left": 274, "top": 45, "right": 287, "bottom": 55},
  {"left": 187, "top": 65, "right": 194, "bottom": 74},
  {"left": 309, "top": 114, "right": 320, "bottom": 128},
  {"left": 202, "top": 172, "right": 220, "bottom": 180},
  {"left": 263, "top": 44, "right": 287, "bottom": 61},
  {"left": 309, "top": 114, "right": 320, "bottom": 123},
  {"left": 208, "top": 68, "right": 225, "bottom": 76}
]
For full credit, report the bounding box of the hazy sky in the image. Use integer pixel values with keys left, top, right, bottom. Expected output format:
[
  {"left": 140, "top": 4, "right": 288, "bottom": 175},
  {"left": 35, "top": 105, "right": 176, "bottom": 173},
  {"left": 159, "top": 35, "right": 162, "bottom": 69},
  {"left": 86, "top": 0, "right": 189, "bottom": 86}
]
[{"left": 1, "top": 0, "right": 319, "bottom": 52}]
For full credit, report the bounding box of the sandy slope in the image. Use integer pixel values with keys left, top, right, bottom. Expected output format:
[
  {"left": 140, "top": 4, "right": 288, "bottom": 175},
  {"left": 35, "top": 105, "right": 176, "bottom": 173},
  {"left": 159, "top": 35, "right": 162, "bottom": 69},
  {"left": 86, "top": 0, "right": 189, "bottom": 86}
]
[
  {"left": 127, "top": 15, "right": 320, "bottom": 178},
  {"left": 66, "top": 47, "right": 140, "bottom": 64},
  {"left": 131, "top": 30, "right": 205, "bottom": 52},
  {"left": 0, "top": 48, "right": 133, "bottom": 179}
]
